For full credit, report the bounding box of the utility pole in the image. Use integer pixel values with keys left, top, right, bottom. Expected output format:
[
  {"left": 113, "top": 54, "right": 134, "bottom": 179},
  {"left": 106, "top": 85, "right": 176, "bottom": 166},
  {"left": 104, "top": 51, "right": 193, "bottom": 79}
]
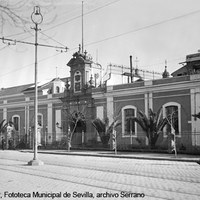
[
  {"left": 81, "top": 1, "right": 84, "bottom": 53},
  {"left": 0, "top": 6, "right": 67, "bottom": 166},
  {"left": 28, "top": 6, "right": 44, "bottom": 166},
  {"left": 130, "top": 55, "right": 133, "bottom": 83}
]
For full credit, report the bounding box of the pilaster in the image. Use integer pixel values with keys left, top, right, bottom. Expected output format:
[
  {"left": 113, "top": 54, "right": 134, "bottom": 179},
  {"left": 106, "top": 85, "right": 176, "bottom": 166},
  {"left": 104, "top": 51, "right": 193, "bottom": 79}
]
[
  {"left": 107, "top": 86, "right": 114, "bottom": 124},
  {"left": 25, "top": 97, "right": 30, "bottom": 136},
  {"left": 107, "top": 96, "right": 114, "bottom": 124},
  {"left": 3, "top": 100, "right": 7, "bottom": 121},
  {"left": 190, "top": 88, "right": 200, "bottom": 146},
  {"left": 47, "top": 103, "right": 53, "bottom": 144},
  {"left": 55, "top": 109, "right": 62, "bottom": 141}
]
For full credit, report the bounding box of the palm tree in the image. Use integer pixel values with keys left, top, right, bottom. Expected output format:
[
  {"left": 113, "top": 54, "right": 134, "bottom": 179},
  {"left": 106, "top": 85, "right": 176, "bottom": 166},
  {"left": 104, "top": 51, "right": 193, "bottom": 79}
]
[
  {"left": 132, "top": 108, "right": 168, "bottom": 149},
  {"left": 0, "top": 119, "right": 14, "bottom": 133},
  {"left": 92, "top": 117, "right": 121, "bottom": 146},
  {"left": 0, "top": 119, "right": 6, "bottom": 133},
  {"left": 0, "top": 119, "right": 14, "bottom": 148}
]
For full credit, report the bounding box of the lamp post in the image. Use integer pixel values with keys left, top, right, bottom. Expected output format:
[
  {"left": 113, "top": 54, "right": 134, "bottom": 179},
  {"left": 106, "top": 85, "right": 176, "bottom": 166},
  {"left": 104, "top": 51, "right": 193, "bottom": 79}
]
[{"left": 28, "top": 6, "right": 44, "bottom": 166}]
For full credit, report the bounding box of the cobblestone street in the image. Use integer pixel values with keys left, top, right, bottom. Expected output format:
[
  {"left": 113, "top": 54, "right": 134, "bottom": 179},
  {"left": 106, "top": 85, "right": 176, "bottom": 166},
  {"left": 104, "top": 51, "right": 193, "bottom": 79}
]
[{"left": 0, "top": 150, "right": 200, "bottom": 200}]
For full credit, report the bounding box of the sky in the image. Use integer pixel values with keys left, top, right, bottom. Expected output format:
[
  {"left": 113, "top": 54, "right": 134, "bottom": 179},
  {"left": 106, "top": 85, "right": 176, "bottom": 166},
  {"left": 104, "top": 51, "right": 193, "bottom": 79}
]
[{"left": 1, "top": 0, "right": 200, "bottom": 88}]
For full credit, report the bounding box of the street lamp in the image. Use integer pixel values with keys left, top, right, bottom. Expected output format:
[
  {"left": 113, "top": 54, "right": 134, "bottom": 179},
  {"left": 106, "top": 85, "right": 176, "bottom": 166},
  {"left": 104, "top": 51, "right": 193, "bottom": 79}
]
[{"left": 28, "top": 6, "right": 44, "bottom": 166}]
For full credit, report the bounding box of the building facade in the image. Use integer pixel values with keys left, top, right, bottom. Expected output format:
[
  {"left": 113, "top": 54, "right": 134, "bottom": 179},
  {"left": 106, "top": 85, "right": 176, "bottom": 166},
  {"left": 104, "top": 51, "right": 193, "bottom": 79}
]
[
  {"left": 93, "top": 74, "right": 200, "bottom": 152},
  {"left": 0, "top": 50, "right": 200, "bottom": 153},
  {"left": 0, "top": 78, "right": 67, "bottom": 148}
]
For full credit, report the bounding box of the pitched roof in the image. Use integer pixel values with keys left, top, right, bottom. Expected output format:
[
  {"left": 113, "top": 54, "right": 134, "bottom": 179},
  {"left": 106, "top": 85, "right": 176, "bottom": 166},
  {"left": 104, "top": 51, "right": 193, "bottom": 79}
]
[
  {"left": 0, "top": 83, "right": 34, "bottom": 97},
  {"left": 0, "top": 77, "right": 69, "bottom": 97},
  {"left": 171, "top": 65, "right": 187, "bottom": 77}
]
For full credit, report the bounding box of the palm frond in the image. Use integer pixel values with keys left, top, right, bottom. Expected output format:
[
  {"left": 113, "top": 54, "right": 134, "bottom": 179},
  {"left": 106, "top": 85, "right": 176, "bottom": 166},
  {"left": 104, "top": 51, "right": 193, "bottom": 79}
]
[
  {"left": 132, "top": 117, "right": 148, "bottom": 132},
  {"left": 0, "top": 119, "right": 5, "bottom": 132},
  {"left": 133, "top": 108, "right": 168, "bottom": 148},
  {"left": 137, "top": 110, "right": 149, "bottom": 128},
  {"left": 157, "top": 117, "right": 168, "bottom": 133},
  {"left": 92, "top": 118, "right": 106, "bottom": 133},
  {"left": 0, "top": 120, "right": 14, "bottom": 133},
  {"left": 156, "top": 107, "right": 163, "bottom": 126}
]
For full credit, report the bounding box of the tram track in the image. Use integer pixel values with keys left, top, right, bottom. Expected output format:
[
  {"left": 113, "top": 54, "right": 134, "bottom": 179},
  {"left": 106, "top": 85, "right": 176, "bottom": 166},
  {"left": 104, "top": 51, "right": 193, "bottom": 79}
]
[{"left": 0, "top": 158, "right": 200, "bottom": 200}]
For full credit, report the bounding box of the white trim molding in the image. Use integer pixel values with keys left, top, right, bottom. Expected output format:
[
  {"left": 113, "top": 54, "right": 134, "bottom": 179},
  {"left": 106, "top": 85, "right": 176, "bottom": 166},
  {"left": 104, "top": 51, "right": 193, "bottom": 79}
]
[
  {"left": 55, "top": 109, "right": 62, "bottom": 141},
  {"left": 37, "top": 113, "right": 43, "bottom": 127},
  {"left": 12, "top": 114, "right": 20, "bottom": 140},
  {"left": 190, "top": 88, "right": 200, "bottom": 146},
  {"left": 47, "top": 103, "right": 53, "bottom": 144},
  {"left": 122, "top": 105, "right": 137, "bottom": 138},
  {"left": 163, "top": 102, "right": 181, "bottom": 137}
]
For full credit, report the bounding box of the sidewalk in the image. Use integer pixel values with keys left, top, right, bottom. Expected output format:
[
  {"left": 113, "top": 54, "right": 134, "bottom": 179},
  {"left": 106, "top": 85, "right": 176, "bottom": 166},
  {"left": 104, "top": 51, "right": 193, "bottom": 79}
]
[
  {"left": 21, "top": 149, "right": 200, "bottom": 163},
  {"left": 2, "top": 150, "right": 200, "bottom": 200}
]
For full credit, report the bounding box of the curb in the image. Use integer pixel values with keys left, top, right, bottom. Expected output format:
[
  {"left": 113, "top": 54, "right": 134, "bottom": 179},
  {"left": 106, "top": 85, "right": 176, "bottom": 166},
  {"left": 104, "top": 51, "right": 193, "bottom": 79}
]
[{"left": 21, "top": 150, "right": 200, "bottom": 163}]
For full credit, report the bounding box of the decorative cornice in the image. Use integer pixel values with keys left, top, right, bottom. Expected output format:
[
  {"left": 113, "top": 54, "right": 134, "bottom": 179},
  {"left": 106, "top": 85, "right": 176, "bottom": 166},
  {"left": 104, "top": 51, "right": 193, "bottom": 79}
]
[
  {"left": 0, "top": 96, "right": 62, "bottom": 109},
  {"left": 93, "top": 78, "right": 200, "bottom": 99}
]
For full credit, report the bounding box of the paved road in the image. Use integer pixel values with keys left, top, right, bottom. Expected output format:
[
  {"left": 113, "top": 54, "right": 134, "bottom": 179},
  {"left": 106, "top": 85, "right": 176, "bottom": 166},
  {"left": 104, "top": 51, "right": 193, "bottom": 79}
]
[{"left": 0, "top": 150, "right": 200, "bottom": 200}]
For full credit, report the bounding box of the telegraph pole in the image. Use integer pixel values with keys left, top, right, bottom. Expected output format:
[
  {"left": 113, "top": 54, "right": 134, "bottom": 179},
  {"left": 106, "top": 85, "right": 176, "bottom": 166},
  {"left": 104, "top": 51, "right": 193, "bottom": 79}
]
[
  {"left": 0, "top": 6, "right": 67, "bottom": 166},
  {"left": 81, "top": 1, "right": 84, "bottom": 53},
  {"left": 28, "top": 6, "right": 44, "bottom": 166}
]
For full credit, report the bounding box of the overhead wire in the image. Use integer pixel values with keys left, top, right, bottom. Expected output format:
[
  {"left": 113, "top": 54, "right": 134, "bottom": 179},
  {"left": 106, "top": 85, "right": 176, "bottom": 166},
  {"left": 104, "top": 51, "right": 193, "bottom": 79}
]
[
  {"left": 39, "top": 31, "right": 66, "bottom": 48},
  {"left": 0, "top": 51, "right": 63, "bottom": 78},
  {"left": 41, "top": 0, "right": 121, "bottom": 32},
  {"left": 106, "top": 65, "right": 161, "bottom": 80},
  {"left": 84, "top": 9, "right": 200, "bottom": 47},
  {"left": 4, "top": 30, "right": 31, "bottom": 38},
  {"left": 0, "top": 1, "right": 117, "bottom": 81},
  {"left": 140, "top": 57, "right": 186, "bottom": 69},
  {"left": 0, "top": 2, "right": 199, "bottom": 81},
  {"left": 2, "top": 1, "right": 199, "bottom": 45},
  {"left": 0, "top": 0, "right": 119, "bottom": 55}
]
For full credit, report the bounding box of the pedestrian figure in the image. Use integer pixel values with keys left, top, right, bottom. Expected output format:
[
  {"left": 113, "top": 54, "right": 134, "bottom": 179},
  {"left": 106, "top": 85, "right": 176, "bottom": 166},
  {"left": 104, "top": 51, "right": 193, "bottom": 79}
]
[{"left": 1, "top": 137, "right": 5, "bottom": 150}]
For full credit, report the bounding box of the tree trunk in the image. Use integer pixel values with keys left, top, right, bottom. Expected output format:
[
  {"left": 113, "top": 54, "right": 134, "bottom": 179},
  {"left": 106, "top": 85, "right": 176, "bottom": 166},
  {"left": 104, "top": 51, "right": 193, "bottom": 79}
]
[
  {"left": 67, "top": 141, "right": 71, "bottom": 152},
  {"left": 151, "top": 133, "right": 159, "bottom": 149},
  {"left": 147, "top": 130, "right": 151, "bottom": 149},
  {"left": 67, "top": 133, "right": 71, "bottom": 152}
]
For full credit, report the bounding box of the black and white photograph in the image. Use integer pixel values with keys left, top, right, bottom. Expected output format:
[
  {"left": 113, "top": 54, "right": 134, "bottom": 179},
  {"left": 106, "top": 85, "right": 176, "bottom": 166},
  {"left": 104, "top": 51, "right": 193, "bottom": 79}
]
[{"left": 0, "top": 0, "right": 200, "bottom": 199}]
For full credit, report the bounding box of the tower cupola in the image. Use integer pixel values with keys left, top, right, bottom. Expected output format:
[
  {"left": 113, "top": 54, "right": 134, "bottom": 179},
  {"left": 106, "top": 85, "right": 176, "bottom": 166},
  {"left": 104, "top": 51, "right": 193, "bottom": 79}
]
[{"left": 67, "top": 45, "right": 92, "bottom": 93}]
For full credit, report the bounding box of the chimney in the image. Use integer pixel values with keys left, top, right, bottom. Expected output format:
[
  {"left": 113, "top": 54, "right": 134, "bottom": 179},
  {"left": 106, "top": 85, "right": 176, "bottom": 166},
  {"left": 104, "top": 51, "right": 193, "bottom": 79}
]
[{"left": 130, "top": 55, "right": 133, "bottom": 83}]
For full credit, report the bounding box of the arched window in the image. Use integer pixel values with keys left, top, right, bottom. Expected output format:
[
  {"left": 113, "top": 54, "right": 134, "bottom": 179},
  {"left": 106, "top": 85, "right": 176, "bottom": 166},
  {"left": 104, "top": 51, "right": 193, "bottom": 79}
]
[
  {"left": 12, "top": 115, "right": 20, "bottom": 132},
  {"left": 56, "top": 86, "right": 60, "bottom": 93},
  {"left": 122, "top": 105, "right": 137, "bottom": 137},
  {"left": 37, "top": 113, "right": 43, "bottom": 127},
  {"left": 163, "top": 102, "right": 181, "bottom": 137},
  {"left": 74, "top": 71, "right": 82, "bottom": 92}
]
